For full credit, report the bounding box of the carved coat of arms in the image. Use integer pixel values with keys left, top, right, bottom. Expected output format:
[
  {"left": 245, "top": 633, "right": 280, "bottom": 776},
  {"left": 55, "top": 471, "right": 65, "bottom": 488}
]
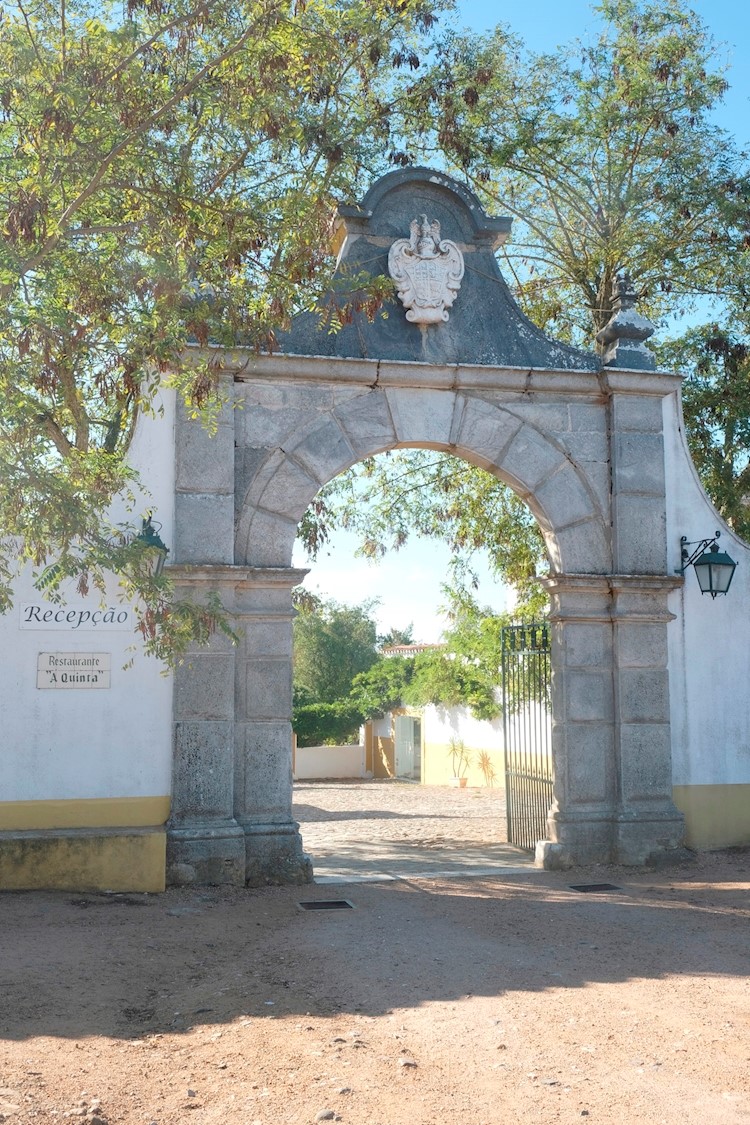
[{"left": 388, "top": 215, "right": 465, "bottom": 326}]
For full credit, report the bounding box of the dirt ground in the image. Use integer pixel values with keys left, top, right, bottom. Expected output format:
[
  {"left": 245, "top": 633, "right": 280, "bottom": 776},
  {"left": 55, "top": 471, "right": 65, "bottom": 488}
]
[{"left": 2, "top": 783, "right": 750, "bottom": 1125}]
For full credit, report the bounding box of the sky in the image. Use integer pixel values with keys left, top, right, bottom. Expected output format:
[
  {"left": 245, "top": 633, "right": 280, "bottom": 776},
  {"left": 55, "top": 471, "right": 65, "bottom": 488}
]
[
  {"left": 462, "top": 0, "right": 750, "bottom": 83},
  {"left": 292, "top": 0, "right": 750, "bottom": 643}
]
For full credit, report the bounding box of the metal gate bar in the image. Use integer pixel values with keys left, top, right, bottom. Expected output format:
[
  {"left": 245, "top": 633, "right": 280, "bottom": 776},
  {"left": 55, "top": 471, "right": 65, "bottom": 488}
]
[{"left": 501, "top": 623, "right": 553, "bottom": 851}]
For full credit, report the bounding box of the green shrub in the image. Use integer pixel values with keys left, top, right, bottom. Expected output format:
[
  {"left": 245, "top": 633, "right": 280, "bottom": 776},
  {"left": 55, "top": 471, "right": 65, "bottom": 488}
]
[{"left": 293, "top": 702, "right": 364, "bottom": 747}]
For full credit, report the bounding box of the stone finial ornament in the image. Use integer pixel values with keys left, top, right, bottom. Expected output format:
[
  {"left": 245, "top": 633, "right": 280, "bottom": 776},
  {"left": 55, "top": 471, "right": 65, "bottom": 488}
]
[
  {"left": 388, "top": 215, "right": 465, "bottom": 326},
  {"left": 596, "top": 271, "right": 657, "bottom": 370}
]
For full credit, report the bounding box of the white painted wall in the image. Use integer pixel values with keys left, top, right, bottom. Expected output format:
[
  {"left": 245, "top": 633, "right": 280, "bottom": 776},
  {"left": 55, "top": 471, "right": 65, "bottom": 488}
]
[
  {"left": 293, "top": 744, "right": 367, "bottom": 779},
  {"left": 663, "top": 389, "right": 750, "bottom": 787},
  {"left": 422, "top": 703, "right": 505, "bottom": 751},
  {"left": 0, "top": 393, "right": 176, "bottom": 802},
  {"left": 368, "top": 716, "right": 392, "bottom": 739}
]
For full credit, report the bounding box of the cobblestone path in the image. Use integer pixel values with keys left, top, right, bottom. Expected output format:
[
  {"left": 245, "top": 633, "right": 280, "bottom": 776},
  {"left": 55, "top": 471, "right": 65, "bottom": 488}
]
[{"left": 293, "top": 779, "right": 534, "bottom": 881}]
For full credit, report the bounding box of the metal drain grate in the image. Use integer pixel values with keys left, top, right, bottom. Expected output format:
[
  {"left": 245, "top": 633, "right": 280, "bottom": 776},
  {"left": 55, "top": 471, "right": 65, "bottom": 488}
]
[
  {"left": 569, "top": 883, "right": 621, "bottom": 893},
  {"left": 298, "top": 899, "right": 354, "bottom": 911}
]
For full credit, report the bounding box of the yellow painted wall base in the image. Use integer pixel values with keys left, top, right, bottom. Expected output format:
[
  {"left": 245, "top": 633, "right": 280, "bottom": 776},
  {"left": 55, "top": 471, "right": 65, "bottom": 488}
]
[
  {"left": 422, "top": 740, "right": 507, "bottom": 788},
  {"left": 0, "top": 795, "right": 170, "bottom": 831},
  {"left": 0, "top": 828, "right": 166, "bottom": 892},
  {"left": 673, "top": 784, "right": 750, "bottom": 850}
]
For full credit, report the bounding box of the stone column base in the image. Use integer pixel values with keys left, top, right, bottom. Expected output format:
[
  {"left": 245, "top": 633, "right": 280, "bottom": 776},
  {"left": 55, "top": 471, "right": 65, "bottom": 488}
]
[
  {"left": 536, "top": 805, "right": 687, "bottom": 870},
  {"left": 535, "top": 840, "right": 574, "bottom": 870},
  {"left": 538, "top": 810, "right": 616, "bottom": 868},
  {"left": 241, "top": 822, "right": 313, "bottom": 887},
  {"left": 613, "top": 808, "right": 686, "bottom": 866},
  {"left": 166, "top": 819, "right": 246, "bottom": 886}
]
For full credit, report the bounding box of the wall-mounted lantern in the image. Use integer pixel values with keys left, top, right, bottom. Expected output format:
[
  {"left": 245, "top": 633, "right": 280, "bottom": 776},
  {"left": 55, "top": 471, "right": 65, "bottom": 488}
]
[
  {"left": 680, "top": 531, "right": 737, "bottom": 598},
  {"left": 133, "top": 515, "right": 170, "bottom": 577}
]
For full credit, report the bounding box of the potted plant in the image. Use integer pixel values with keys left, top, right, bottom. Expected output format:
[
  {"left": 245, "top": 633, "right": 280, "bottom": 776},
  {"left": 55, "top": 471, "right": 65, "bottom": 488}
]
[{"left": 448, "top": 738, "right": 472, "bottom": 787}]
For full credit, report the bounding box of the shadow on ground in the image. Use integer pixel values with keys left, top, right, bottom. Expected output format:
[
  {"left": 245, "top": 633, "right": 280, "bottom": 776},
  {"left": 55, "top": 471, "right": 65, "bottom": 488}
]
[
  {"left": 293, "top": 804, "right": 479, "bottom": 823},
  {"left": 2, "top": 850, "right": 749, "bottom": 1043}
]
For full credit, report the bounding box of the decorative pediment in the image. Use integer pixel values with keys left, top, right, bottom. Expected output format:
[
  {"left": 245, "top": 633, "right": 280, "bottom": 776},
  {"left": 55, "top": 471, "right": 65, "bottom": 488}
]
[
  {"left": 280, "top": 168, "right": 598, "bottom": 370},
  {"left": 388, "top": 215, "right": 464, "bottom": 326}
]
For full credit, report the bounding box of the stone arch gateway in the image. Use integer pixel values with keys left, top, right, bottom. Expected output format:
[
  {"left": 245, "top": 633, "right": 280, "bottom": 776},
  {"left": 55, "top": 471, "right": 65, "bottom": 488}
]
[{"left": 167, "top": 169, "right": 686, "bottom": 885}]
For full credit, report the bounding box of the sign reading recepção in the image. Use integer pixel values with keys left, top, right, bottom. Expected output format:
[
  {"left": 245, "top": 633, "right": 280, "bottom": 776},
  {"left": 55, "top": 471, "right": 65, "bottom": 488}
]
[
  {"left": 37, "top": 652, "right": 112, "bottom": 689},
  {"left": 20, "top": 603, "right": 133, "bottom": 631}
]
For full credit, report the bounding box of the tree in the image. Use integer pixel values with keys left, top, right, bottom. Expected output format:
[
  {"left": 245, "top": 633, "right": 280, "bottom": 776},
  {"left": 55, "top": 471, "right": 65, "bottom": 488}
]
[
  {"left": 293, "top": 593, "right": 381, "bottom": 743},
  {"left": 379, "top": 624, "right": 415, "bottom": 648},
  {"left": 302, "top": 450, "right": 548, "bottom": 608},
  {"left": 429, "top": 0, "right": 750, "bottom": 340},
  {"left": 662, "top": 326, "right": 750, "bottom": 540},
  {"left": 404, "top": 592, "right": 507, "bottom": 720},
  {"left": 0, "top": 0, "right": 449, "bottom": 659},
  {"left": 8, "top": 0, "right": 749, "bottom": 655},
  {"left": 350, "top": 653, "right": 415, "bottom": 717},
  {"left": 293, "top": 594, "right": 380, "bottom": 704},
  {"left": 301, "top": 0, "right": 750, "bottom": 601},
  {"left": 350, "top": 590, "right": 545, "bottom": 722}
]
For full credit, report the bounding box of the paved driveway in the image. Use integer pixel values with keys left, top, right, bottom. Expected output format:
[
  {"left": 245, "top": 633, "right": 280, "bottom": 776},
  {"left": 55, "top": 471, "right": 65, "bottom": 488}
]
[{"left": 293, "top": 778, "right": 535, "bottom": 882}]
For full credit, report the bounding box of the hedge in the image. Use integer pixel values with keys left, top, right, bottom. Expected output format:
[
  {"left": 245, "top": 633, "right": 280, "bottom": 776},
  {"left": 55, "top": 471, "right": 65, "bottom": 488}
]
[{"left": 293, "top": 702, "right": 364, "bottom": 747}]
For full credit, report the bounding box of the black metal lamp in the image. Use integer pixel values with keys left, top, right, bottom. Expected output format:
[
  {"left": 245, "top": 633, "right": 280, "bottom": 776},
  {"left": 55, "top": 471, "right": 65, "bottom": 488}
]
[
  {"left": 134, "top": 514, "right": 169, "bottom": 577},
  {"left": 680, "top": 531, "right": 737, "bottom": 598}
]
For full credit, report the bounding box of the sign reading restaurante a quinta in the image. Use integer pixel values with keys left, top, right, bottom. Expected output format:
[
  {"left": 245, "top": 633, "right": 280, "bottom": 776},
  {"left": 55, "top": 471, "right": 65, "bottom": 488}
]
[{"left": 36, "top": 652, "right": 111, "bottom": 689}]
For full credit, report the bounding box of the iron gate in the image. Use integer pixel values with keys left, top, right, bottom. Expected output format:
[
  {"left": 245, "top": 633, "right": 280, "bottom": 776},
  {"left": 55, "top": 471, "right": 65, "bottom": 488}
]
[{"left": 501, "top": 623, "right": 553, "bottom": 850}]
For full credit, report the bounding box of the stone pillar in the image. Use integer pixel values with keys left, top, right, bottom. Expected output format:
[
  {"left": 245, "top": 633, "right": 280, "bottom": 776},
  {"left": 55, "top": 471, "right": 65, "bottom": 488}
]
[
  {"left": 537, "top": 576, "right": 617, "bottom": 868},
  {"left": 609, "top": 386, "right": 668, "bottom": 575},
  {"left": 610, "top": 577, "right": 684, "bottom": 863},
  {"left": 173, "top": 375, "right": 235, "bottom": 566},
  {"left": 233, "top": 567, "right": 312, "bottom": 886},
  {"left": 606, "top": 378, "right": 685, "bottom": 861},
  {"left": 537, "top": 574, "right": 685, "bottom": 870},
  {"left": 166, "top": 566, "right": 312, "bottom": 886},
  {"left": 167, "top": 374, "right": 243, "bottom": 885},
  {"left": 167, "top": 567, "right": 246, "bottom": 886}
]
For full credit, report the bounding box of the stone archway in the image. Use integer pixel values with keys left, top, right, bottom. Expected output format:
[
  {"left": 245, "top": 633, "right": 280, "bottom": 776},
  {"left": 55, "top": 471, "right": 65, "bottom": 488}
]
[
  {"left": 166, "top": 169, "right": 686, "bottom": 886},
  {"left": 235, "top": 385, "right": 611, "bottom": 574}
]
